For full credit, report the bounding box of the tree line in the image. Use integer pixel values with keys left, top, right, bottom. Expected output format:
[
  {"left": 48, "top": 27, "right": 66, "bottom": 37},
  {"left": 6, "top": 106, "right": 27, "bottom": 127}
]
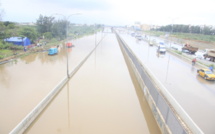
[
  {"left": 0, "top": 14, "right": 100, "bottom": 45},
  {"left": 36, "top": 14, "right": 101, "bottom": 40},
  {"left": 154, "top": 24, "right": 215, "bottom": 35}
]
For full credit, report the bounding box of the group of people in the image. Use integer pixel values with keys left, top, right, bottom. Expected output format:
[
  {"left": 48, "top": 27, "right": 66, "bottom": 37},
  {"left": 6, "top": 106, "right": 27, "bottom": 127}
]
[{"left": 192, "top": 58, "right": 214, "bottom": 72}]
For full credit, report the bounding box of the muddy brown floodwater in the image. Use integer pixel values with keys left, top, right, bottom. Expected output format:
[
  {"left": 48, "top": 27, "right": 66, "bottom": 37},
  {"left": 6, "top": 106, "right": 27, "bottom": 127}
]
[
  {"left": 0, "top": 34, "right": 100, "bottom": 134},
  {"left": 24, "top": 33, "right": 161, "bottom": 134}
]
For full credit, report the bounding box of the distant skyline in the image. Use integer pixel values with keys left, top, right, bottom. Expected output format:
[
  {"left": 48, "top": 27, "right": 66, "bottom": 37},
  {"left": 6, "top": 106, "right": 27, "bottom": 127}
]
[{"left": 1, "top": 0, "right": 215, "bottom": 26}]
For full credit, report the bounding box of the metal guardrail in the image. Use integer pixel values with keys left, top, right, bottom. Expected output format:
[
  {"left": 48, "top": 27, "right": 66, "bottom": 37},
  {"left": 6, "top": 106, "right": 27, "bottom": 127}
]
[
  {"left": 9, "top": 34, "right": 105, "bottom": 134},
  {"left": 116, "top": 32, "right": 204, "bottom": 134}
]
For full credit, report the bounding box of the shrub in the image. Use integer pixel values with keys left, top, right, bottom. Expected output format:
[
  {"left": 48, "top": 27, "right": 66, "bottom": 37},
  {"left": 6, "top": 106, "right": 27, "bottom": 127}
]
[{"left": 0, "top": 55, "right": 4, "bottom": 59}]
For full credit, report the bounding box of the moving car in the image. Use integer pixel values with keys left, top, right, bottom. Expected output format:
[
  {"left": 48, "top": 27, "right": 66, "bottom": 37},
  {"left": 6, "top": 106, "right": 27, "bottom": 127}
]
[
  {"left": 48, "top": 48, "right": 58, "bottom": 55},
  {"left": 135, "top": 35, "right": 143, "bottom": 41},
  {"left": 149, "top": 41, "right": 153, "bottom": 46},
  {"left": 157, "top": 42, "right": 166, "bottom": 53},
  {"left": 197, "top": 69, "right": 215, "bottom": 80}
]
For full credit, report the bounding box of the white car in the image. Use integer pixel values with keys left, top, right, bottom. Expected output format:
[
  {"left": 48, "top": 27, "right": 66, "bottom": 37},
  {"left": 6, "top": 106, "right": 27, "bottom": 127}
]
[
  {"left": 171, "top": 44, "right": 182, "bottom": 51},
  {"left": 157, "top": 44, "right": 166, "bottom": 53},
  {"left": 195, "top": 50, "right": 205, "bottom": 59}
]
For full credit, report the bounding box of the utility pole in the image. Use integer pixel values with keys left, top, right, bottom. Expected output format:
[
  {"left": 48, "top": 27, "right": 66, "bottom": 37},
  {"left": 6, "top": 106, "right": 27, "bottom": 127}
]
[{"left": 54, "top": 13, "right": 81, "bottom": 78}]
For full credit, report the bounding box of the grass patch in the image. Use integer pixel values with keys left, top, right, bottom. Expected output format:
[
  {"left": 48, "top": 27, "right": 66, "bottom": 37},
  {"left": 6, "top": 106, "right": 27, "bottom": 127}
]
[
  {"left": 145, "top": 30, "right": 215, "bottom": 43},
  {"left": 172, "top": 33, "right": 215, "bottom": 43},
  {"left": 0, "top": 49, "right": 14, "bottom": 59},
  {"left": 144, "top": 31, "right": 165, "bottom": 37}
]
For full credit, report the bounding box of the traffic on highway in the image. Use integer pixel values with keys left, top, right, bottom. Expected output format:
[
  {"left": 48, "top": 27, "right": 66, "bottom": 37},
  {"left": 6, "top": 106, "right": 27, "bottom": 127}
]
[{"left": 119, "top": 30, "right": 215, "bottom": 134}]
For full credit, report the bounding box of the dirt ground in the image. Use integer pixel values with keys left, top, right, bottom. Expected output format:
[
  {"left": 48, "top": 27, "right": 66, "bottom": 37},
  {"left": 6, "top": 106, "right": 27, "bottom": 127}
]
[{"left": 170, "top": 36, "right": 215, "bottom": 50}]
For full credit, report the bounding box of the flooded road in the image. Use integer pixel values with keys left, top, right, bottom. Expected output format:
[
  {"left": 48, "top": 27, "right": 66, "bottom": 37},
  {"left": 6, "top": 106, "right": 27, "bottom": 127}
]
[
  {"left": 0, "top": 34, "right": 102, "bottom": 134},
  {"left": 24, "top": 33, "right": 161, "bottom": 134},
  {"left": 120, "top": 33, "right": 215, "bottom": 134}
]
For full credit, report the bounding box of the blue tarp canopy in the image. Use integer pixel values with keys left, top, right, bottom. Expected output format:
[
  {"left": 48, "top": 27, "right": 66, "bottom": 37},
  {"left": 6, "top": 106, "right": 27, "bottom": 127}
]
[{"left": 4, "top": 37, "right": 31, "bottom": 46}]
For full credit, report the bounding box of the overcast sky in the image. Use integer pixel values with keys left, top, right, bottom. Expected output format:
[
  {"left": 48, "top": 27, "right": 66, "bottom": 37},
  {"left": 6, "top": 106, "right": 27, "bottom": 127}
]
[{"left": 1, "top": 0, "right": 215, "bottom": 26}]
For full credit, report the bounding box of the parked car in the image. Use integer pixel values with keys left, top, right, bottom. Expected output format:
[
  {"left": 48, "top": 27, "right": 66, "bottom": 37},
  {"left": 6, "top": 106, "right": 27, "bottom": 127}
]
[
  {"left": 149, "top": 41, "right": 153, "bottom": 46},
  {"left": 171, "top": 44, "right": 182, "bottom": 51},
  {"left": 182, "top": 49, "right": 190, "bottom": 53},
  {"left": 195, "top": 50, "right": 205, "bottom": 59},
  {"left": 197, "top": 69, "right": 215, "bottom": 80}
]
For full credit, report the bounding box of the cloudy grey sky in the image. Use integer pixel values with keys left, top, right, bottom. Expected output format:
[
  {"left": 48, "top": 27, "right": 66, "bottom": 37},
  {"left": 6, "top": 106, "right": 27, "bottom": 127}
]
[{"left": 1, "top": 0, "right": 215, "bottom": 26}]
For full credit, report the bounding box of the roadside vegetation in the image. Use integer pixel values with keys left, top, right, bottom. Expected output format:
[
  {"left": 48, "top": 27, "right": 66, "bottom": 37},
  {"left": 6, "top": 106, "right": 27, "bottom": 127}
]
[
  {"left": 145, "top": 24, "right": 215, "bottom": 43},
  {"left": 0, "top": 15, "right": 102, "bottom": 61},
  {"left": 145, "top": 30, "right": 215, "bottom": 43}
]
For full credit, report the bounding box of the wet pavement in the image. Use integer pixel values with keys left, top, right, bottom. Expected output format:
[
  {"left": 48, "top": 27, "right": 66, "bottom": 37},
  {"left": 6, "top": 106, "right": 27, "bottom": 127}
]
[
  {"left": 120, "top": 33, "right": 215, "bottom": 134},
  {"left": 0, "top": 34, "right": 101, "bottom": 134},
  {"left": 24, "top": 33, "right": 161, "bottom": 134}
]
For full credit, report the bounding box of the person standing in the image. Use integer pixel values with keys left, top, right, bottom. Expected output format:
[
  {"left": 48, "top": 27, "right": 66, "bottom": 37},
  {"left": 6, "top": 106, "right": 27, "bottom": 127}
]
[{"left": 209, "top": 65, "right": 214, "bottom": 72}]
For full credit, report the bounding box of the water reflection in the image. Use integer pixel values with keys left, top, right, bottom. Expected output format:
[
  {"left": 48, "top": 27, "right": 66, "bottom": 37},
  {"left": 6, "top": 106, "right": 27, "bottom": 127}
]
[
  {"left": 123, "top": 53, "right": 161, "bottom": 134},
  {"left": 0, "top": 34, "right": 104, "bottom": 134},
  {"left": 67, "top": 83, "right": 71, "bottom": 128},
  {"left": 191, "top": 66, "right": 195, "bottom": 72},
  {"left": 0, "top": 65, "right": 11, "bottom": 88},
  {"left": 21, "top": 54, "right": 37, "bottom": 64}
]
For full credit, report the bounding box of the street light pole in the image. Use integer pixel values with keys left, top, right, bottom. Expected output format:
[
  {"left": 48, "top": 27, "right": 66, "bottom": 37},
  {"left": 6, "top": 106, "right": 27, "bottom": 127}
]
[
  {"left": 95, "top": 23, "right": 97, "bottom": 47},
  {"left": 65, "top": 20, "right": 69, "bottom": 78},
  {"left": 54, "top": 13, "right": 81, "bottom": 78}
]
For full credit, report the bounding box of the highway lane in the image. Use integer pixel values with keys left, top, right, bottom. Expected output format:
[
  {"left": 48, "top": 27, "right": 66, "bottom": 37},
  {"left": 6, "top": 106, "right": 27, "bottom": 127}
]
[
  {"left": 120, "top": 33, "right": 215, "bottom": 134},
  {"left": 0, "top": 34, "right": 102, "bottom": 134},
  {"left": 24, "top": 33, "right": 161, "bottom": 134}
]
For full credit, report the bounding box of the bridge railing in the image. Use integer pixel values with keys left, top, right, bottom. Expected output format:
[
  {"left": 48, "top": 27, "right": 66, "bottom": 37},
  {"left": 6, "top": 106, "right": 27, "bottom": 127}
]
[{"left": 116, "top": 32, "right": 203, "bottom": 134}]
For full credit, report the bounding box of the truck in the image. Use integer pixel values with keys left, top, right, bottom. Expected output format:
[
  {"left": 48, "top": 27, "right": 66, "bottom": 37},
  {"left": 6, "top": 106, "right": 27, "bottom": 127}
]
[
  {"left": 203, "top": 49, "right": 215, "bottom": 62},
  {"left": 182, "top": 44, "right": 198, "bottom": 54}
]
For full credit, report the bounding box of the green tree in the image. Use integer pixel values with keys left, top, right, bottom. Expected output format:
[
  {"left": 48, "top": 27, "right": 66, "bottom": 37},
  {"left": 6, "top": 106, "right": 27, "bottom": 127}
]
[
  {"left": 36, "top": 15, "right": 55, "bottom": 34},
  {"left": 190, "top": 26, "right": 200, "bottom": 34},
  {"left": 181, "top": 25, "right": 189, "bottom": 33},
  {"left": 0, "top": 22, "right": 7, "bottom": 39},
  {"left": 7, "top": 23, "right": 16, "bottom": 29},
  {"left": 20, "top": 27, "right": 37, "bottom": 43},
  {"left": 51, "top": 20, "right": 68, "bottom": 39},
  {"left": 44, "top": 32, "right": 52, "bottom": 39},
  {"left": 202, "top": 25, "right": 212, "bottom": 35}
]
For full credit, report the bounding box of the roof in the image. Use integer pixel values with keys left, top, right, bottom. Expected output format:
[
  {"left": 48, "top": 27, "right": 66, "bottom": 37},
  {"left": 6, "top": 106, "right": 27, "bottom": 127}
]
[
  {"left": 49, "top": 48, "right": 57, "bottom": 50},
  {"left": 202, "top": 69, "right": 211, "bottom": 71},
  {"left": 4, "top": 37, "right": 27, "bottom": 42}
]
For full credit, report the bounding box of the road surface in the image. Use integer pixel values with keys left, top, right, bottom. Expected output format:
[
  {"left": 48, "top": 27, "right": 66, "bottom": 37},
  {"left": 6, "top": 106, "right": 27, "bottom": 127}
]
[{"left": 120, "top": 33, "right": 215, "bottom": 134}]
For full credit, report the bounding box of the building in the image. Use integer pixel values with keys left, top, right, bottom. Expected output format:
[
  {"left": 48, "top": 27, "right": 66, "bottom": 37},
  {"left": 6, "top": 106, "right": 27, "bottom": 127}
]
[{"left": 140, "top": 24, "right": 151, "bottom": 31}]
